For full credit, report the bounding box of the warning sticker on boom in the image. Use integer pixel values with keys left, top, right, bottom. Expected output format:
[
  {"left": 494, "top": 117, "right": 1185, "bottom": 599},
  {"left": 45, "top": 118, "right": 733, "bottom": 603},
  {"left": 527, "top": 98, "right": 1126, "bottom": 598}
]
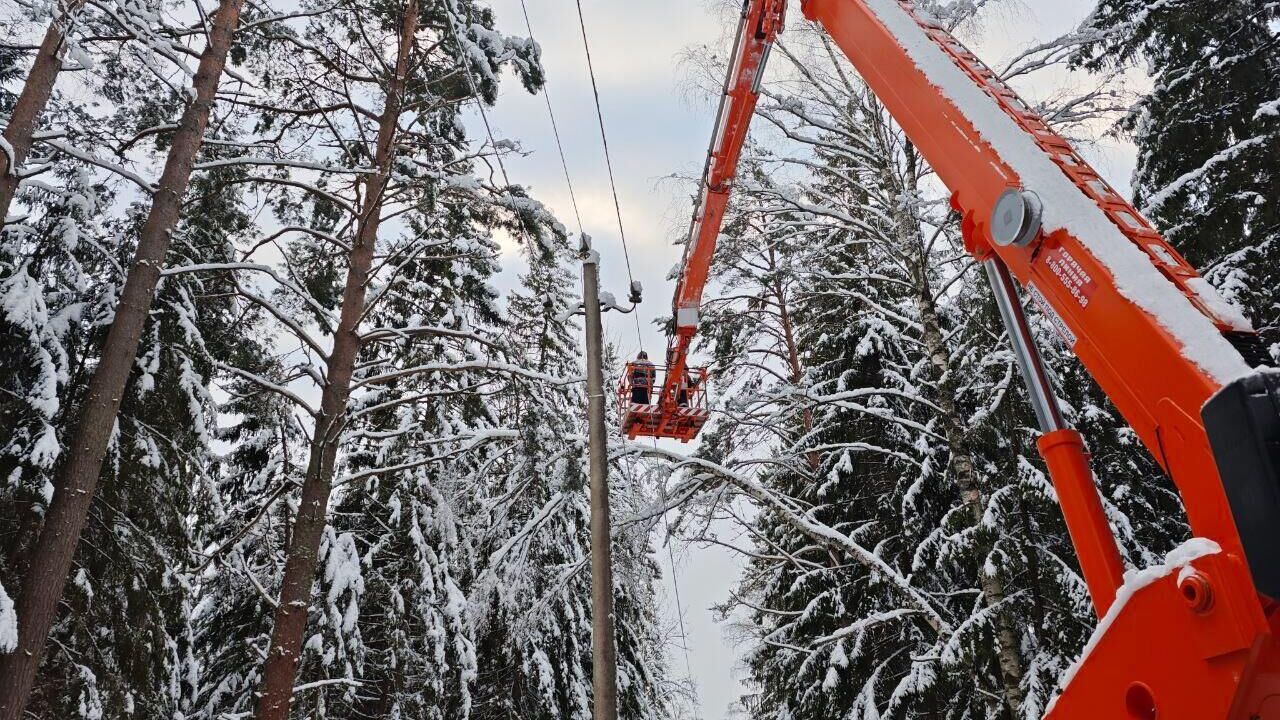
[{"left": 1028, "top": 283, "right": 1077, "bottom": 348}]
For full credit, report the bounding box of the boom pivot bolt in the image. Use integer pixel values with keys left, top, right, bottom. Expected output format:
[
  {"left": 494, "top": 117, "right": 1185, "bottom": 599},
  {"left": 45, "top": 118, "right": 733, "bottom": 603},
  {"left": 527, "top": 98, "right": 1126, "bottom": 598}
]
[
  {"left": 990, "top": 188, "right": 1043, "bottom": 248},
  {"left": 1178, "top": 571, "right": 1215, "bottom": 614}
]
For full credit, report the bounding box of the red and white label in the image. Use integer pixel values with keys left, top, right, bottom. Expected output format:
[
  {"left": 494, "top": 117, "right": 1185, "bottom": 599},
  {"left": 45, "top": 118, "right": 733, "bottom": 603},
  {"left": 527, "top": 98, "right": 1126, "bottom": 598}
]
[
  {"left": 1028, "top": 283, "right": 1077, "bottom": 349},
  {"left": 1043, "top": 246, "right": 1097, "bottom": 309}
]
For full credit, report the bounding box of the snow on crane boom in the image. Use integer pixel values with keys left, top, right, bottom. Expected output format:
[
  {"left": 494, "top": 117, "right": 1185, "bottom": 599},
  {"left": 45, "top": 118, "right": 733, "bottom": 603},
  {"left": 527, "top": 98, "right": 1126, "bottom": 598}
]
[{"left": 631, "top": 0, "right": 1280, "bottom": 715}]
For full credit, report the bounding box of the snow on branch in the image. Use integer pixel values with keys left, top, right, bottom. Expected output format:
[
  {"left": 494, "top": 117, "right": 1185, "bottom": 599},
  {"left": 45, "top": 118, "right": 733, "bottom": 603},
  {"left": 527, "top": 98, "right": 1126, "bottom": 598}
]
[
  {"left": 292, "top": 678, "right": 364, "bottom": 693},
  {"left": 1142, "top": 136, "right": 1268, "bottom": 215},
  {"left": 233, "top": 175, "right": 358, "bottom": 216},
  {"left": 360, "top": 324, "right": 500, "bottom": 350},
  {"left": 162, "top": 261, "right": 338, "bottom": 332},
  {"left": 352, "top": 359, "right": 583, "bottom": 390},
  {"left": 620, "top": 442, "right": 951, "bottom": 634},
  {"left": 38, "top": 138, "right": 156, "bottom": 193},
  {"left": 215, "top": 362, "right": 319, "bottom": 416},
  {"left": 810, "top": 608, "right": 923, "bottom": 647},
  {"left": 334, "top": 430, "right": 520, "bottom": 487},
  {"left": 192, "top": 156, "right": 377, "bottom": 174}
]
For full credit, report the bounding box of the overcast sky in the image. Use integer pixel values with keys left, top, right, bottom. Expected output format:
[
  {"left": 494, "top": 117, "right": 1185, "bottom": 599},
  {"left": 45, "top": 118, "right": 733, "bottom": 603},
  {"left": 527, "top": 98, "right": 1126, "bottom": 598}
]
[{"left": 473, "top": 1, "right": 1132, "bottom": 716}]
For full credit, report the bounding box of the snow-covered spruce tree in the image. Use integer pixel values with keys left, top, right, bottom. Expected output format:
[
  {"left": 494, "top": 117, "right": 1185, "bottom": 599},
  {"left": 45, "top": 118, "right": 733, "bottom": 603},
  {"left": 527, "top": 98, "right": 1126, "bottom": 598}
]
[
  {"left": 703, "top": 98, "right": 1037, "bottom": 719},
  {"left": 0, "top": 6, "right": 273, "bottom": 712},
  {"left": 0, "top": 143, "right": 258, "bottom": 720},
  {"left": 684, "top": 21, "right": 1182, "bottom": 717},
  {"left": 1073, "top": 0, "right": 1280, "bottom": 363},
  {"left": 0, "top": 0, "right": 252, "bottom": 712},
  {"left": 292, "top": 166, "right": 529, "bottom": 719},
  {"left": 189, "top": 323, "right": 311, "bottom": 718},
  {"left": 23, "top": 167, "right": 259, "bottom": 720},
  {"left": 0, "top": 0, "right": 202, "bottom": 541},
  {"left": 467, "top": 242, "right": 670, "bottom": 720},
  {"left": 684, "top": 69, "right": 975, "bottom": 719}
]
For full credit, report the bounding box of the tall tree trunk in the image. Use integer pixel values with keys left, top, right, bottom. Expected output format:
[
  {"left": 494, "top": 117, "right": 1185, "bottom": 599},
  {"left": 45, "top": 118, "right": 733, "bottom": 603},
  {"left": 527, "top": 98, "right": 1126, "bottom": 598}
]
[
  {"left": 766, "top": 247, "right": 818, "bottom": 472},
  {"left": 0, "top": 0, "right": 245, "bottom": 715},
  {"left": 0, "top": 0, "right": 90, "bottom": 225},
  {"left": 914, "top": 286, "right": 1026, "bottom": 715},
  {"left": 253, "top": 3, "right": 416, "bottom": 717},
  {"left": 879, "top": 118, "right": 1025, "bottom": 713}
]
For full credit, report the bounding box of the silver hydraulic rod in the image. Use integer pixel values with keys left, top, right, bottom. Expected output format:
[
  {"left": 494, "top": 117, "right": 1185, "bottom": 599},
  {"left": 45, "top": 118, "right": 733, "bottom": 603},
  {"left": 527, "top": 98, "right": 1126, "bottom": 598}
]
[{"left": 983, "top": 257, "right": 1066, "bottom": 433}]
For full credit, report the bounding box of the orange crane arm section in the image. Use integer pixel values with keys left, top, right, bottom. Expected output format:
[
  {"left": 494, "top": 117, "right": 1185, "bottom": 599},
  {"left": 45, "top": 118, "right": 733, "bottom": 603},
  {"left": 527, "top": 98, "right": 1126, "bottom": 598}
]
[
  {"left": 660, "top": 0, "right": 785, "bottom": 412},
  {"left": 669, "top": 0, "right": 1280, "bottom": 716}
]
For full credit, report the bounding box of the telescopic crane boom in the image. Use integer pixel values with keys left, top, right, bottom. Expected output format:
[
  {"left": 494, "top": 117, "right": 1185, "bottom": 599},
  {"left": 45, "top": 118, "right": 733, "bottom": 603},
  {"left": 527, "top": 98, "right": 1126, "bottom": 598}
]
[
  {"left": 618, "top": 0, "right": 786, "bottom": 442},
  {"left": 631, "top": 0, "right": 1280, "bottom": 716},
  {"left": 660, "top": 0, "right": 787, "bottom": 414}
]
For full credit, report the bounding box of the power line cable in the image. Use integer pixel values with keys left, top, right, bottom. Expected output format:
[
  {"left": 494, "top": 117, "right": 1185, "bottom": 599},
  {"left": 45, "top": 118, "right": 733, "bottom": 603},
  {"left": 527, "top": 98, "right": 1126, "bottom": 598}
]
[
  {"left": 518, "top": 4, "right": 693, "bottom": 700},
  {"left": 515, "top": 0, "right": 586, "bottom": 239},
  {"left": 572, "top": 0, "right": 645, "bottom": 347},
  {"left": 444, "top": 0, "right": 529, "bottom": 246},
  {"left": 658, "top": 444, "right": 702, "bottom": 712}
]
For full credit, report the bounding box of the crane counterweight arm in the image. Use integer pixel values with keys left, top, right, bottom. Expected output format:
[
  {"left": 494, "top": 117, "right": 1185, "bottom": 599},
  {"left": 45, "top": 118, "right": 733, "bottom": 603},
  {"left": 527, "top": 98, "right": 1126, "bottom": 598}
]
[{"left": 657, "top": 0, "right": 1280, "bottom": 716}]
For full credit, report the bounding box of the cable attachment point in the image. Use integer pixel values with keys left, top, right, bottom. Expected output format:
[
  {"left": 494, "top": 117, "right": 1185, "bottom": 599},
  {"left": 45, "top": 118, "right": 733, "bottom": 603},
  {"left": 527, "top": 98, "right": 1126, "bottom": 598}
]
[{"left": 629, "top": 280, "right": 643, "bottom": 305}]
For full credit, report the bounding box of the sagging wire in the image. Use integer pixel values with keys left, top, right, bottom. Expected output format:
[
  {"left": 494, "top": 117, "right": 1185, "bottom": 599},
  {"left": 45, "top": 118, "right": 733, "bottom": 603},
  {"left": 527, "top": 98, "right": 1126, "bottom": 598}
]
[
  {"left": 514, "top": 0, "right": 586, "bottom": 240},
  {"left": 655, "top": 434, "right": 701, "bottom": 713},
  {"left": 572, "top": 0, "right": 645, "bottom": 347},
  {"left": 448, "top": 10, "right": 697, "bottom": 699}
]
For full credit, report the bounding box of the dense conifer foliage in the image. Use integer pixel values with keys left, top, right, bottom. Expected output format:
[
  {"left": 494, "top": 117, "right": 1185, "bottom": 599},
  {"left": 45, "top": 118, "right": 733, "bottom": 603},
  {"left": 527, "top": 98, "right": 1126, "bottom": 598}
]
[
  {"left": 1075, "top": 0, "right": 1279, "bottom": 361},
  {"left": 0, "top": 0, "right": 1273, "bottom": 718}
]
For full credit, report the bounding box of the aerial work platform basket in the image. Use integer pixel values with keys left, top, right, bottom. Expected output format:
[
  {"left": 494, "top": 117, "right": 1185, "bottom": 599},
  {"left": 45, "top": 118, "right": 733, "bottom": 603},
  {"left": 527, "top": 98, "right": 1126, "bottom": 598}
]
[{"left": 618, "top": 364, "right": 710, "bottom": 443}]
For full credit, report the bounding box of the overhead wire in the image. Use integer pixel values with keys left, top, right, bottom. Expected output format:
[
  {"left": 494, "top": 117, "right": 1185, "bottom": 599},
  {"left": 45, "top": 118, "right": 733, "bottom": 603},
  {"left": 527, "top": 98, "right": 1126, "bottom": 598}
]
[
  {"left": 658, "top": 466, "right": 702, "bottom": 713},
  {"left": 521, "top": 1, "right": 698, "bottom": 701},
  {"left": 444, "top": 0, "right": 529, "bottom": 246},
  {"left": 514, "top": 0, "right": 586, "bottom": 240},
  {"left": 572, "top": 0, "right": 645, "bottom": 348},
  {"left": 571, "top": 1, "right": 697, "bottom": 698}
]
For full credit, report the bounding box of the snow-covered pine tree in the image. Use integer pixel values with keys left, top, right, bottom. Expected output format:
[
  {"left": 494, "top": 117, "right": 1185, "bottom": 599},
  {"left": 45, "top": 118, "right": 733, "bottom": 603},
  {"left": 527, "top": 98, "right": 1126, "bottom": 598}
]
[
  {"left": 24, "top": 166, "right": 258, "bottom": 720},
  {"left": 165, "top": 0, "right": 633, "bottom": 716},
  {"left": 1073, "top": 0, "right": 1280, "bottom": 363},
  {"left": 703, "top": 87, "right": 1034, "bottom": 720},
  {"left": 292, "top": 175, "right": 519, "bottom": 719},
  {"left": 0, "top": 2, "right": 272, "bottom": 711},
  {"left": 0, "top": 0, "right": 254, "bottom": 710}
]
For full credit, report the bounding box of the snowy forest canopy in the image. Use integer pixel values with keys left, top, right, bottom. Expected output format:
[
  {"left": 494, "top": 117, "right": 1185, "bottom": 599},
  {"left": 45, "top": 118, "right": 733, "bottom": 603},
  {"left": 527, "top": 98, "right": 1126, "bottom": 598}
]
[{"left": 0, "top": 0, "right": 1275, "bottom": 719}]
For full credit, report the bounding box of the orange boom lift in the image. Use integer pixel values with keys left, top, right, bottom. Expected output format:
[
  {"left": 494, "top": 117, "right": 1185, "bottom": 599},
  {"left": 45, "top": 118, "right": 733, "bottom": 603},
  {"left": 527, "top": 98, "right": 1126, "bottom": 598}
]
[{"left": 625, "top": 0, "right": 1280, "bottom": 716}]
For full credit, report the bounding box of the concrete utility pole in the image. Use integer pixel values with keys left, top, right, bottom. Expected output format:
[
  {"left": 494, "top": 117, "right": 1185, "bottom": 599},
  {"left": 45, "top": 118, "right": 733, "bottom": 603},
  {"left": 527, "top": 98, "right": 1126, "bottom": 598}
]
[{"left": 581, "top": 238, "right": 619, "bottom": 720}]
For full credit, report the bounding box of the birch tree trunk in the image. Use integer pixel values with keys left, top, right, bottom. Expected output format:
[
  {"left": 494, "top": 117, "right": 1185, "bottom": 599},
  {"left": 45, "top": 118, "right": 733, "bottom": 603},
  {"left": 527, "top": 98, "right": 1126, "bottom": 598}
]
[
  {"left": 914, "top": 284, "right": 1027, "bottom": 713},
  {"left": 252, "top": 3, "right": 416, "bottom": 716},
  {"left": 875, "top": 111, "right": 1026, "bottom": 710},
  {"left": 0, "top": 0, "right": 245, "bottom": 715},
  {"left": 0, "top": 0, "right": 89, "bottom": 225}
]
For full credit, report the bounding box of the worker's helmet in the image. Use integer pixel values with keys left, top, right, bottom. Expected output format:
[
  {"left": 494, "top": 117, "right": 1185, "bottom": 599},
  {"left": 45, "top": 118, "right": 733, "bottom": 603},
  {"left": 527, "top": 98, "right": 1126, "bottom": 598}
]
[{"left": 637, "top": 351, "right": 649, "bottom": 360}]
